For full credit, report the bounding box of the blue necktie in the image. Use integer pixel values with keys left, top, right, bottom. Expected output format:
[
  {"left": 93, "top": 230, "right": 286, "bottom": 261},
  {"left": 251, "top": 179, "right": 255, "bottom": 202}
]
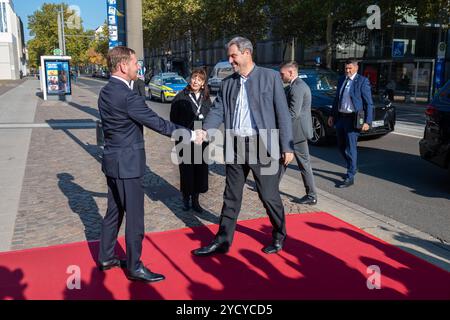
[{"left": 339, "top": 78, "right": 350, "bottom": 108}]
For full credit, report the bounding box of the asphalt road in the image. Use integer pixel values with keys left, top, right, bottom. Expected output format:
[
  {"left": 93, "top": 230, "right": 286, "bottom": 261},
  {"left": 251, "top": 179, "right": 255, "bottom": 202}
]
[{"left": 78, "top": 76, "right": 450, "bottom": 243}]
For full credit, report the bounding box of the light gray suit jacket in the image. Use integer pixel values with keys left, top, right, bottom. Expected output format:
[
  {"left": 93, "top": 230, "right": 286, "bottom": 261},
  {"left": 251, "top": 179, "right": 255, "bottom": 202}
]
[
  {"left": 203, "top": 65, "right": 294, "bottom": 157},
  {"left": 286, "top": 77, "right": 313, "bottom": 143}
]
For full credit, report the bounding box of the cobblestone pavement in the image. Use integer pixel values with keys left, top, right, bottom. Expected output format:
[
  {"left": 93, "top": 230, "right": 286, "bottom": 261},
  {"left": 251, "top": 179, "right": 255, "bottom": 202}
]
[{"left": 11, "top": 83, "right": 315, "bottom": 250}]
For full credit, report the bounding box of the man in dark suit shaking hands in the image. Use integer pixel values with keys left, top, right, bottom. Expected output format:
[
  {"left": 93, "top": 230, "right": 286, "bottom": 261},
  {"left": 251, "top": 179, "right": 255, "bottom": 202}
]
[
  {"left": 328, "top": 59, "right": 373, "bottom": 188},
  {"left": 279, "top": 61, "right": 317, "bottom": 205},
  {"left": 192, "top": 37, "right": 294, "bottom": 256},
  {"left": 97, "top": 46, "right": 196, "bottom": 282}
]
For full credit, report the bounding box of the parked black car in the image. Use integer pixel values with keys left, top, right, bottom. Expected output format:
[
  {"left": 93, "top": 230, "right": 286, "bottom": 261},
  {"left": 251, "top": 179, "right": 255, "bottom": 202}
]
[
  {"left": 299, "top": 67, "right": 396, "bottom": 145},
  {"left": 419, "top": 80, "right": 450, "bottom": 174}
]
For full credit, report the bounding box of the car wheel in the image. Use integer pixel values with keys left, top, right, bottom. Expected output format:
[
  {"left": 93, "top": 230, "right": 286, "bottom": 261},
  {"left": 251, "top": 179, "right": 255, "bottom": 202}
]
[
  {"left": 160, "top": 92, "right": 166, "bottom": 103},
  {"left": 309, "top": 113, "right": 326, "bottom": 146}
]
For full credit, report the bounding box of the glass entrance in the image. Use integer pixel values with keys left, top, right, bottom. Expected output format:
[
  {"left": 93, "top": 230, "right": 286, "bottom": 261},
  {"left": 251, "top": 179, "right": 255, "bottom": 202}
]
[{"left": 389, "top": 59, "right": 434, "bottom": 103}]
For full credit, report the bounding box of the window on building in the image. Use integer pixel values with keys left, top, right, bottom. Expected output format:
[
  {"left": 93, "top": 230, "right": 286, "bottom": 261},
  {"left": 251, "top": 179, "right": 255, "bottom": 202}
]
[{"left": 0, "top": 2, "right": 8, "bottom": 33}]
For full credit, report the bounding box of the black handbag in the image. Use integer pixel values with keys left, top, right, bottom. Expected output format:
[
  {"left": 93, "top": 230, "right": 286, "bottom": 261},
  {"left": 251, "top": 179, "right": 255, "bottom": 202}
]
[{"left": 354, "top": 109, "right": 365, "bottom": 129}]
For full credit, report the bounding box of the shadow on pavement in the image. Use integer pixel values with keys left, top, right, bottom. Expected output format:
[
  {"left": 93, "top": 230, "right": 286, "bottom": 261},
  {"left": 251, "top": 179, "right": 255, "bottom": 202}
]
[{"left": 309, "top": 144, "right": 450, "bottom": 199}]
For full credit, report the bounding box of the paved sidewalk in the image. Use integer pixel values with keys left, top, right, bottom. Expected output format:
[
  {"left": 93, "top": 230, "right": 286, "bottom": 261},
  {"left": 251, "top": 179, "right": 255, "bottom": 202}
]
[
  {"left": 0, "top": 79, "right": 449, "bottom": 273},
  {"left": 0, "top": 80, "right": 38, "bottom": 251}
]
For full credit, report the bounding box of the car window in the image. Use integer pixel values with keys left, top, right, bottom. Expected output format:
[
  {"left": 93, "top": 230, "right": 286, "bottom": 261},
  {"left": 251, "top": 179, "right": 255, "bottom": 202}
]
[
  {"left": 163, "top": 77, "right": 187, "bottom": 85},
  {"left": 217, "top": 67, "right": 233, "bottom": 79},
  {"left": 301, "top": 71, "right": 338, "bottom": 91}
]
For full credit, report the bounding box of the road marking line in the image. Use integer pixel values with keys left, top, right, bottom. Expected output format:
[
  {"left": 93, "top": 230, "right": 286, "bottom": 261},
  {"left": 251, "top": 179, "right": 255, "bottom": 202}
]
[
  {"left": 0, "top": 122, "right": 96, "bottom": 129},
  {"left": 391, "top": 131, "right": 422, "bottom": 139}
]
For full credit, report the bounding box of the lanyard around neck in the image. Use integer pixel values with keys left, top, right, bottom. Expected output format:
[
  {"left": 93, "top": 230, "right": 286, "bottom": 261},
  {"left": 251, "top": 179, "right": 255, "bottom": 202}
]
[{"left": 189, "top": 92, "right": 203, "bottom": 114}]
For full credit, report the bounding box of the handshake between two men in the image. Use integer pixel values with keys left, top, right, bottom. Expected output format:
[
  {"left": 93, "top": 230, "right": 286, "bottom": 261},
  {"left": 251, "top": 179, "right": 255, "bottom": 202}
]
[
  {"left": 193, "top": 129, "right": 208, "bottom": 145},
  {"left": 192, "top": 129, "right": 294, "bottom": 167}
]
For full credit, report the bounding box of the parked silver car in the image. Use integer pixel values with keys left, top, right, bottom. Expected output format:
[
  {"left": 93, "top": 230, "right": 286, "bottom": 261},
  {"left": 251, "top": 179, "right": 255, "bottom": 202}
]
[{"left": 207, "top": 61, "right": 233, "bottom": 94}]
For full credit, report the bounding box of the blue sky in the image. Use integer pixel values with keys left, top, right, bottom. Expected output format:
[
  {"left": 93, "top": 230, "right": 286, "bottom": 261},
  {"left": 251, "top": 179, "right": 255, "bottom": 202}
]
[{"left": 13, "top": 0, "right": 107, "bottom": 42}]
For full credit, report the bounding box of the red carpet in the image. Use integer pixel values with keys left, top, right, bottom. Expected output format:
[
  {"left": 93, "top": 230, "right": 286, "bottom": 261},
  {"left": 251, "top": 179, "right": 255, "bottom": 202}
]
[{"left": 0, "top": 212, "right": 449, "bottom": 300}]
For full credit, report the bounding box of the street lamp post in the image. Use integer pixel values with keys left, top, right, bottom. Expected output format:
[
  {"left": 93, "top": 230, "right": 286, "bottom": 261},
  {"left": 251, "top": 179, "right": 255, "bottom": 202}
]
[{"left": 57, "top": 5, "right": 66, "bottom": 55}]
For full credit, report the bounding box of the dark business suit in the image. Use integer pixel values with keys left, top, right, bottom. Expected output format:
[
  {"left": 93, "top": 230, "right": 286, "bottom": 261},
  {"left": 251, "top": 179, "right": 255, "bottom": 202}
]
[
  {"left": 98, "top": 77, "right": 184, "bottom": 272},
  {"left": 332, "top": 73, "right": 373, "bottom": 180},
  {"left": 170, "top": 88, "right": 212, "bottom": 195},
  {"left": 283, "top": 77, "right": 317, "bottom": 198},
  {"left": 203, "top": 65, "right": 294, "bottom": 247}
]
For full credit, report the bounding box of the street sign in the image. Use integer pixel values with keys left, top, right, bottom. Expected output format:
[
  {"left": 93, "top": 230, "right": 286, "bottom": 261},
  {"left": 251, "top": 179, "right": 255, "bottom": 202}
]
[
  {"left": 392, "top": 40, "right": 405, "bottom": 58},
  {"left": 53, "top": 48, "right": 63, "bottom": 56},
  {"left": 137, "top": 60, "right": 145, "bottom": 81}
]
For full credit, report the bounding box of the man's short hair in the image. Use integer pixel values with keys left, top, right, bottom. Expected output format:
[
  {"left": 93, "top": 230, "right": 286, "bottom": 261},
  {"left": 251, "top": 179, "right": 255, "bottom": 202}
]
[
  {"left": 226, "top": 36, "right": 253, "bottom": 55},
  {"left": 280, "top": 61, "right": 299, "bottom": 71},
  {"left": 107, "top": 46, "right": 136, "bottom": 73},
  {"left": 344, "top": 59, "right": 359, "bottom": 67}
]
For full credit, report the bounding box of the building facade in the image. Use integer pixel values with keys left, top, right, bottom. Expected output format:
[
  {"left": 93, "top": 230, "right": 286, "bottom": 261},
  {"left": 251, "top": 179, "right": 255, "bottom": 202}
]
[
  {"left": 335, "top": 19, "right": 449, "bottom": 103},
  {"left": 143, "top": 10, "right": 448, "bottom": 103},
  {"left": 0, "top": 0, "right": 26, "bottom": 80}
]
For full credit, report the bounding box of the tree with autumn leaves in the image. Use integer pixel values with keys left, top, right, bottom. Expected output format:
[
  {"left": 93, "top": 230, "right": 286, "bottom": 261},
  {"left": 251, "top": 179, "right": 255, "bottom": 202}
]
[
  {"left": 142, "top": 0, "right": 449, "bottom": 66},
  {"left": 27, "top": 1, "right": 449, "bottom": 70},
  {"left": 27, "top": 3, "right": 108, "bottom": 70}
]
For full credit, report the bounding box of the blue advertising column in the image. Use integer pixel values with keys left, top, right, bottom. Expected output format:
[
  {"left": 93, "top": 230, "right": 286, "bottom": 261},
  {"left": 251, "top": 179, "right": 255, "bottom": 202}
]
[{"left": 107, "top": 0, "right": 126, "bottom": 49}]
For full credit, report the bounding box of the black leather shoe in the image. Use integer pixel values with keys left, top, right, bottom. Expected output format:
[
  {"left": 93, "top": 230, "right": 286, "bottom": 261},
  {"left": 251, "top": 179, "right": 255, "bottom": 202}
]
[
  {"left": 192, "top": 241, "right": 229, "bottom": 256},
  {"left": 182, "top": 194, "right": 190, "bottom": 211},
  {"left": 296, "top": 195, "right": 317, "bottom": 205},
  {"left": 338, "top": 178, "right": 354, "bottom": 188},
  {"left": 98, "top": 257, "right": 127, "bottom": 271},
  {"left": 191, "top": 194, "right": 204, "bottom": 213},
  {"left": 127, "top": 265, "right": 165, "bottom": 283},
  {"left": 262, "top": 239, "right": 284, "bottom": 254}
]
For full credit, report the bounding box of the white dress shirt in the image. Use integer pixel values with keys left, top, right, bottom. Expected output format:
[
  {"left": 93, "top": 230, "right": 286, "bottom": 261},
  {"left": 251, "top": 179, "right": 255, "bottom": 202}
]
[
  {"left": 112, "top": 75, "right": 132, "bottom": 89},
  {"left": 339, "top": 73, "right": 357, "bottom": 113},
  {"left": 232, "top": 73, "right": 257, "bottom": 137}
]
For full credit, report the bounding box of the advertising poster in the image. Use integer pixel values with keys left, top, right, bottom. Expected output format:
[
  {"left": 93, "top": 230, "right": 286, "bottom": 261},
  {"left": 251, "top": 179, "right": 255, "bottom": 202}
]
[{"left": 45, "top": 60, "right": 71, "bottom": 95}]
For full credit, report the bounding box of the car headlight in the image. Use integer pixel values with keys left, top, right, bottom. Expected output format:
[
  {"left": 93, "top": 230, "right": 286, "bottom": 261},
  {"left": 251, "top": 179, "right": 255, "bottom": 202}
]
[{"left": 326, "top": 105, "right": 332, "bottom": 108}]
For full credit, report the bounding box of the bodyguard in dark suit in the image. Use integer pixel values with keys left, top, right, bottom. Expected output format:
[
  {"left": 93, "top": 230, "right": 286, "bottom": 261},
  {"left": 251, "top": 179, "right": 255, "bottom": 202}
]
[
  {"left": 279, "top": 61, "right": 318, "bottom": 205},
  {"left": 131, "top": 78, "right": 146, "bottom": 97},
  {"left": 328, "top": 59, "right": 373, "bottom": 188},
  {"left": 97, "top": 46, "right": 193, "bottom": 282},
  {"left": 192, "top": 37, "right": 294, "bottom": 256}
]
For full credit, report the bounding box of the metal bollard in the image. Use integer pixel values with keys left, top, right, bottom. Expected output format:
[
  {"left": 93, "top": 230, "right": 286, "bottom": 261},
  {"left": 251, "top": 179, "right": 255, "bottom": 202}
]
[{"left": 96, "top": 120, "right": 104, "bottom": 147}]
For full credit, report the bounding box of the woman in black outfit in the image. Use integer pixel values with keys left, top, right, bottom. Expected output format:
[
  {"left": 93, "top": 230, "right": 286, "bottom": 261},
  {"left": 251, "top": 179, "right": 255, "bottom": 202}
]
[{"left": 170, "top": 68, "right": 212, "bottom": 212}]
